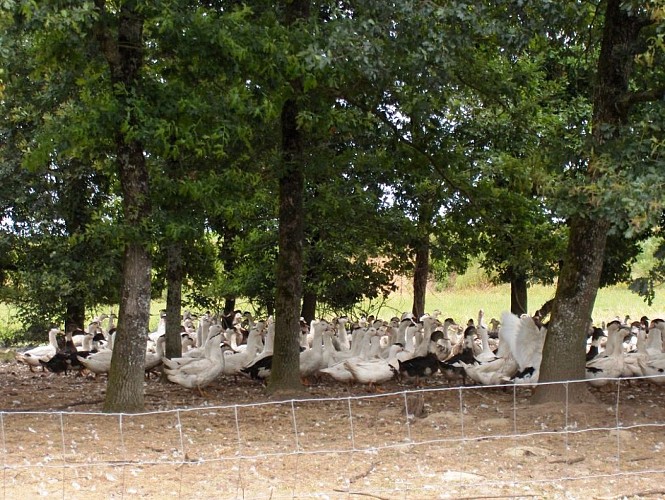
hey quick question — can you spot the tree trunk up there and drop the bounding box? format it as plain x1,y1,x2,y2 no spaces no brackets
267,92,306,395
105,242,151,412
412,236,429,319
64,301,86,335
533,0,647,403
267,0,310,396
223,297,236,317
301,289,317,324
164,240,183,360
532,216,609,403
95,0,152,413
510,272,528,316
301,233,321,324
412,194,434,319
62,162,90,333
218,223,237,316
105,154,151,413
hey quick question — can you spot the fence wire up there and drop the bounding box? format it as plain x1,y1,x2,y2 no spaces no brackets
1,377,665,499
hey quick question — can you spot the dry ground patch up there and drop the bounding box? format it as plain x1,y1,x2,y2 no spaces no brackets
1,357,664,499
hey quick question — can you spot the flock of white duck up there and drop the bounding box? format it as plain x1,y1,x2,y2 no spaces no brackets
14,309,665,394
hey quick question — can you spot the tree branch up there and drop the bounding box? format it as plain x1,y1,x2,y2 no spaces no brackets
618,86,665,111
92,0,121,74
335,91,476,202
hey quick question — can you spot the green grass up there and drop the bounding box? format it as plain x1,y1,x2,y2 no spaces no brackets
0,305,23,346
374,256,664,325
374,281,663,326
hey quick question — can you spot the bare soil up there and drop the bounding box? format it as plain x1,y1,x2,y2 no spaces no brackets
1,354,665,499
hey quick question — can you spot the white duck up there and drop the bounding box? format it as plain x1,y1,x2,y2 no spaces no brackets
638,355,665,385
319,358,357,384
379,317,400,347
651,320,665,354
103,312,117,339
586,321,625,387
194,315,212,348
221,321,265,377
646,320,664,357
16,328,61,372
241,319,275,381
412,316,438,357
431,318,456,361
223,325,248,353
148,313,167,343
395,322,421,363
623,325,648,378
458,323,518,386
474,322,497,363
164,328,224,396
253,317,275,359
319,327,386,383
343,356,398,391
392,317,412,347
162,325,224,369
300,319,330,383
318,332,358,383
500,311,547,384
144,336,166,376
457,356,518,386
77,331,115,377
72,329,88,347
636,320,665,384
331,327,375,364
181,332,196,352
320,328,376,383
334,316,351,351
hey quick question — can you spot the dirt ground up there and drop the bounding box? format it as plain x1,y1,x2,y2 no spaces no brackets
1,354,665,500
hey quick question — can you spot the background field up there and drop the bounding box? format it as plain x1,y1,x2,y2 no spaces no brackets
381,277,664,326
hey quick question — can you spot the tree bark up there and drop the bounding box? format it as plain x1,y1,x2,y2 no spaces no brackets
62,162,90,333
267,0,311,395
412,194,434,319
533,0,648,403
218,222,237,316
533,216,609,403
412,236,429,319
301,289,317,324
105,241,151,412
164,240,183,360
267,93,306,395
510,271,528,316
65,301,86,335
94,0,152,413
223,297,236,317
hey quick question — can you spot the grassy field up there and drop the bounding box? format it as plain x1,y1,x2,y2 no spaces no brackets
371,261,664,325
375,280,663,326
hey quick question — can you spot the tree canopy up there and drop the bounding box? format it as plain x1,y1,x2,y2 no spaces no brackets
1,0,664,409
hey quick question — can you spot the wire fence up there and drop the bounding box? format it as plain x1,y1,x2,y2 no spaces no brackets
2,376,665,499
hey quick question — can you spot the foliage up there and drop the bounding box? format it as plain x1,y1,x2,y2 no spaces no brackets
630,213,665,305
0,0,663,337
0,1,125,329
